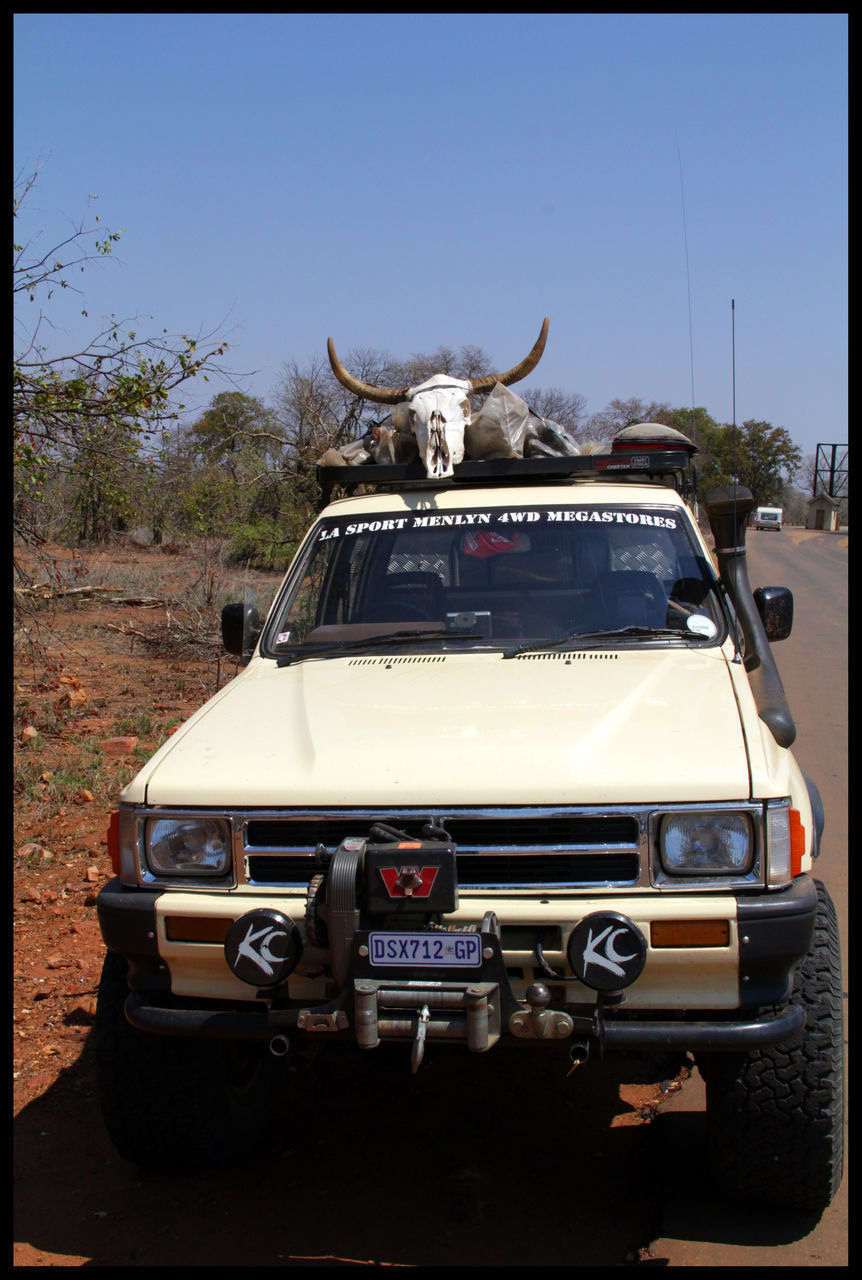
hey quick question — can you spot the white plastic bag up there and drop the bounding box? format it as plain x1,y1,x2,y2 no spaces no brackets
465,382,530,459
466,382,580,460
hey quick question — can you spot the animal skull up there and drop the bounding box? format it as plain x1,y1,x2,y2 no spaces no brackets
326,318,549,479
406,375,472,479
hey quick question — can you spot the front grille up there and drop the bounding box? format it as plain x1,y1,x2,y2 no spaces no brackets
455,852,639,887
246,814,637,850
247,854,317,884
243,810,641,889
247,851,639,888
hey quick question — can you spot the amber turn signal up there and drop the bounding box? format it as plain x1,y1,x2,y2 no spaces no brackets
789,808,805,877
164,916,232,943
650,920,730,948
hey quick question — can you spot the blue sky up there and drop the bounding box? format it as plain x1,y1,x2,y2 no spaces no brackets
14,12,847,461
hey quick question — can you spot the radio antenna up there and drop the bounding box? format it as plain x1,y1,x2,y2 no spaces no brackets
731,298,739,490
729,297,743,662
731,299,736,434
676,137,696,433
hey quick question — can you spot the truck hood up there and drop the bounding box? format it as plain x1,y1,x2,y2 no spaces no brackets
134,647,751,807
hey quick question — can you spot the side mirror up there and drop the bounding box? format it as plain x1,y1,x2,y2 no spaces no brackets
753,586,793,642
221,602,262,660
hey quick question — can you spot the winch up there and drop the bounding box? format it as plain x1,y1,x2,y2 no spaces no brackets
310,824,511,1070
297,826,639,1072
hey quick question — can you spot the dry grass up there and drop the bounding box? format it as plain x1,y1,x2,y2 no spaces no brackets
13,540,288,870
14,538,284,665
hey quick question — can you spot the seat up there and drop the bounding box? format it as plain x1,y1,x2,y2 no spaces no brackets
595,571,666,629
668,576,709,608
665,575,712,628
361,571,446,622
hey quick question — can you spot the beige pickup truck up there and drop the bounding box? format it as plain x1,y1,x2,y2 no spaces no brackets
95,431,843,1213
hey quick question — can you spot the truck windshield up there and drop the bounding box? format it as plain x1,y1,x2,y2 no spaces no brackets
263,503,724,659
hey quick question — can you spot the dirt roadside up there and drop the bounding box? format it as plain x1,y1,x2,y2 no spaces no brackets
12,546,253,1265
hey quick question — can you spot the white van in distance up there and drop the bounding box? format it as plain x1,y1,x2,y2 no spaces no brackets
753,506,782,531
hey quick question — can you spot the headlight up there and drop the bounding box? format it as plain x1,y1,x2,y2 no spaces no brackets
660,812,754,876
145,817,232,877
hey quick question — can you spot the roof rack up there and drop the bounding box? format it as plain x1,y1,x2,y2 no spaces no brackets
316,447,698,509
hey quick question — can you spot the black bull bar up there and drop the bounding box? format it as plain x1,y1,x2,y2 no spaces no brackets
123,985,804,1052
123,907,805,1059
99,865,814,1063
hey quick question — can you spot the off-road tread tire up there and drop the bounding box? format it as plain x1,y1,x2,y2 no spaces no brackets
95,949,279,1170
701,879,844,1212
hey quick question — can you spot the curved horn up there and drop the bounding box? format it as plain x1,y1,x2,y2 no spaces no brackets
327,338,408,405
469,318,550,395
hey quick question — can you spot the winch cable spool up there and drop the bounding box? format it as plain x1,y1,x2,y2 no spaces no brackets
325,838,365,988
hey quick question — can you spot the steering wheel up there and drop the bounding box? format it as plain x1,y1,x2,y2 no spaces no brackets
665,596,695,627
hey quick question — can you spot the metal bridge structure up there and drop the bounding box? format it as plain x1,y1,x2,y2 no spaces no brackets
813,444,848,499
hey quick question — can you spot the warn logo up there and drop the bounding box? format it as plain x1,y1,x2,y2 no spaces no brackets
378,865,440,899
365,844,457,914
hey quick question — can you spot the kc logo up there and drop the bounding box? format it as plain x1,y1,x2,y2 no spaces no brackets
567,911,647,992
235,920,290,977
581,924,638,980
224,909,302,986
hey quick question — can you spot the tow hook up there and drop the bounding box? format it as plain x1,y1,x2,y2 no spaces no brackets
509,982,574,1040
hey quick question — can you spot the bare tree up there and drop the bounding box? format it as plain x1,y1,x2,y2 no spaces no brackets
520,386,589,439
586,397,674,442
13,166,233,643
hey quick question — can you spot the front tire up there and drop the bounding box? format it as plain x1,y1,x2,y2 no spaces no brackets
700,880,844,1212
95,950,280,1170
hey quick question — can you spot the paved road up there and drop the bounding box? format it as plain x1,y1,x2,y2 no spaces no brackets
646,526,848,1266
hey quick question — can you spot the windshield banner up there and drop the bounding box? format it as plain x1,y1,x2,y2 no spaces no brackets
317,508,679,543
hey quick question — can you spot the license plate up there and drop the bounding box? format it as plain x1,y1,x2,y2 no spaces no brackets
368,931,482,968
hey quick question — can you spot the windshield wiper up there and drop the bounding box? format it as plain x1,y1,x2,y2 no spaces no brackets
276,628,480,667
504,625,687,659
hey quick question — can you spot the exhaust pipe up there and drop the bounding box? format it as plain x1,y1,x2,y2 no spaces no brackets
568,1040,591,1071
269,1034,290,1057
706,486,795,747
